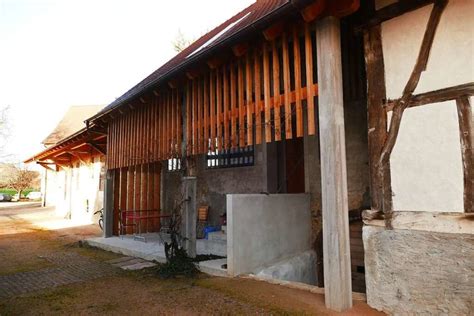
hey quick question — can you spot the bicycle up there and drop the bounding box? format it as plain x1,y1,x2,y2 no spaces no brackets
94,208,104,231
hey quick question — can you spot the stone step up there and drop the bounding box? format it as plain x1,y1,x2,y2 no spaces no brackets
207,231,227,242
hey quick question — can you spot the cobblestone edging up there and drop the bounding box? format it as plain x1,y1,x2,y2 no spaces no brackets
0,253,118,299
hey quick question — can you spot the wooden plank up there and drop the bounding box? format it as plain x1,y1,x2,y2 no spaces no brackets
223,65,230,149
126,165,134,234
177,88,182,158
238,59,245,147
254,49,262,144
216,67,223,151
316,16,352,311
154,163,161,230
171,90,176,158
363,25,390,212
305,23,316,135
384,82,474,111
263,42,272,143
193,79,198,155
272,40,281,141
282,32,293,140
141,164,148,232
186,82,192,155
230,63,238,148
210,71,216,151
456,97,473,213
293,26,303,137
197,78,203,154
246,53,254,146
204,74,209,151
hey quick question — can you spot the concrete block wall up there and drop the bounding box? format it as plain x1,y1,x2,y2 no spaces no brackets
226,194,311,277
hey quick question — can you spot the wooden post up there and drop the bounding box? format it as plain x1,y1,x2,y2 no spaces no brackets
316,16,352,311
103,169,115,238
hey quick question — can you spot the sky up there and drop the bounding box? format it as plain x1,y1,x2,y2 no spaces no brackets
0,0,254,164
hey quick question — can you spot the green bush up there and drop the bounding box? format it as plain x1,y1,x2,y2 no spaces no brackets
0,188,38,197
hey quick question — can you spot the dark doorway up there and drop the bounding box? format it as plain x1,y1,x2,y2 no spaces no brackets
285,137,305,193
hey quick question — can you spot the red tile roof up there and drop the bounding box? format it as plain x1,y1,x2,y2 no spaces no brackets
89,0,298,123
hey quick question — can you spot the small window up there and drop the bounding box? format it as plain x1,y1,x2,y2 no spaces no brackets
168,158,181,172
207,145,254,169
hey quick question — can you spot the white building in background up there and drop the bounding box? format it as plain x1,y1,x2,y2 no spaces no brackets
26,105,106,224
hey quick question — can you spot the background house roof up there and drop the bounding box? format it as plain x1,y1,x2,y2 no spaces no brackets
42,105,104,146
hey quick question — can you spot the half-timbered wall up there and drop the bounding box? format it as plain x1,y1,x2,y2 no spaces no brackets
382,0,473,212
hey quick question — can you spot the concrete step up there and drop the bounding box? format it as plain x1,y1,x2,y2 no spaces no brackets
198,258,228,277
197,239,227,257
207,231,227,242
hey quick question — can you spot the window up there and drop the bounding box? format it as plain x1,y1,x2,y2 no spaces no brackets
168,158,181,172
207,145,254,169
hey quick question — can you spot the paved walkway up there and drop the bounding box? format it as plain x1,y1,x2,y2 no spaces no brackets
0,252,117,299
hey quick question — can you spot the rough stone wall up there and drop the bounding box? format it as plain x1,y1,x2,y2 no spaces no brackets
363,225,474,315
161,144,267,225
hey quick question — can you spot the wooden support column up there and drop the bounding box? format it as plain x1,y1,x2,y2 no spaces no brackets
316,16,352,311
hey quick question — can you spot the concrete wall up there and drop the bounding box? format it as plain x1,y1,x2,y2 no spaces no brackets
226,194,311,277
381,0,473,212
363,225,474,315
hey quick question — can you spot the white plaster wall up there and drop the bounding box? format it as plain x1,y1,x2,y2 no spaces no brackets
381,0,473,212
382,0,474,99
390,101,464,211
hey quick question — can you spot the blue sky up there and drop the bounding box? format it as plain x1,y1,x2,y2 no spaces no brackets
0,0,253,163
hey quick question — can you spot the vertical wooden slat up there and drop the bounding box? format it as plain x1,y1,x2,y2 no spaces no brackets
238,59,245,147
168,92,172,158
223,65,230,150
282,32,293,139
154,163,161,230
204,76,209,153
210,71,216,151
272,40,281,141
246,53,253,146
177,89,182,158
193,79,198,155
186,83,192,155
153,97,158,162
197,78,203,154
263,42,272,143
141,164,148,232
139,108,144,164
134,164,141,232
305,23,316,135
216,68,223,151
170,92,175,158
126,165,134,234
254,49,262,144
230,63,237,148
293,26,303,137
160,97,164,160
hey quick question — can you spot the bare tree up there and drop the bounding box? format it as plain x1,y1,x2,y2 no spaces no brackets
172,29,194,53
5,165,39,199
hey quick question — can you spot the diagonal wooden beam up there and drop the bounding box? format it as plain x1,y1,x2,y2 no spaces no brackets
378,0,448,222
87,142,106,155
